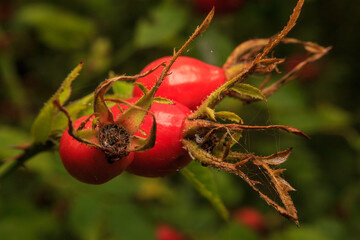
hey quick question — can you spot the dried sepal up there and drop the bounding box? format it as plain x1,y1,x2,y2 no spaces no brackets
77,113,95,130
224,37,330,103
182,117,305,225
261,40,331,98
220,1,331,104
228,124,310,139
189,0,304,119
93,63,165,126
53,99,101,148
256,148,293,165
184,119,309,139
182,139,299,225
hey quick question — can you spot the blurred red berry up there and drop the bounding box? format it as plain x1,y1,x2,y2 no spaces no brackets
156,224,186,240
284,53,321,82
0,2,14,21
234,207,266,232
194,0,245,14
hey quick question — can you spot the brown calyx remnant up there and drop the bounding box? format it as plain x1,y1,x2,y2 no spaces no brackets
98,124,131,163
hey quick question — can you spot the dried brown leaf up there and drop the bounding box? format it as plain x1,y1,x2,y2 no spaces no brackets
183,139,299,225
256,148,293,165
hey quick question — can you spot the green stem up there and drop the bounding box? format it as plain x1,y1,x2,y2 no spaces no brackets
0,141,53,181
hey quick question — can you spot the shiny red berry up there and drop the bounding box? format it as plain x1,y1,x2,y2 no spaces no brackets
133,56,226,110
59,115,134,184
111,98,192,177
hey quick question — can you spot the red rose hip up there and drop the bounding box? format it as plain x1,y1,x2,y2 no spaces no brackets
133,56,226,110
111,98,192,177
59,115,134,184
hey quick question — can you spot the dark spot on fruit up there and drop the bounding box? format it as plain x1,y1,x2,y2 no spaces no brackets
99,124,131,163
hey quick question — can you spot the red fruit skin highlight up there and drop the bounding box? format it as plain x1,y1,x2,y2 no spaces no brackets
112,98,192,177
133,56,226,110
59,115,134,184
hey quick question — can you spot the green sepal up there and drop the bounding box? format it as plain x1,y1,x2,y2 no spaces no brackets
133,82,149,95
75,129,99,144
205,107,216,121
230,132,242,148
31,63,83,143
230,83,266,101
91,117,99,129
93,80,115,125
215,111,243,124
129,112,157,152
138,128,148,137
153,97,173,105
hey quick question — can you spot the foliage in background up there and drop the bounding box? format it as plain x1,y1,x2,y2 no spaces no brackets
1,0,360,239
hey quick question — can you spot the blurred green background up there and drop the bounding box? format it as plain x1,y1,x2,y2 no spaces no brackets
1,0,360,239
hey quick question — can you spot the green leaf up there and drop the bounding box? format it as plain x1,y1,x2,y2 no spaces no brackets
112,81,134,99
31,63,82,143
219,222,259,240
153,97,173,105
231,83,266,101
270,225,329,240
181,161,229,220
0,125,30,160
195,27,235,67
134,4,187,48
15,4,95,49
215,111,243,123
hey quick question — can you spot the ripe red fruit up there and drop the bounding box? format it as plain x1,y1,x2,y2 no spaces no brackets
133,56,226,110
111,98,192,177
194,0,245,14
156,224,185,240
234,207,266,232
57,10,216,183
59,115,134,184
